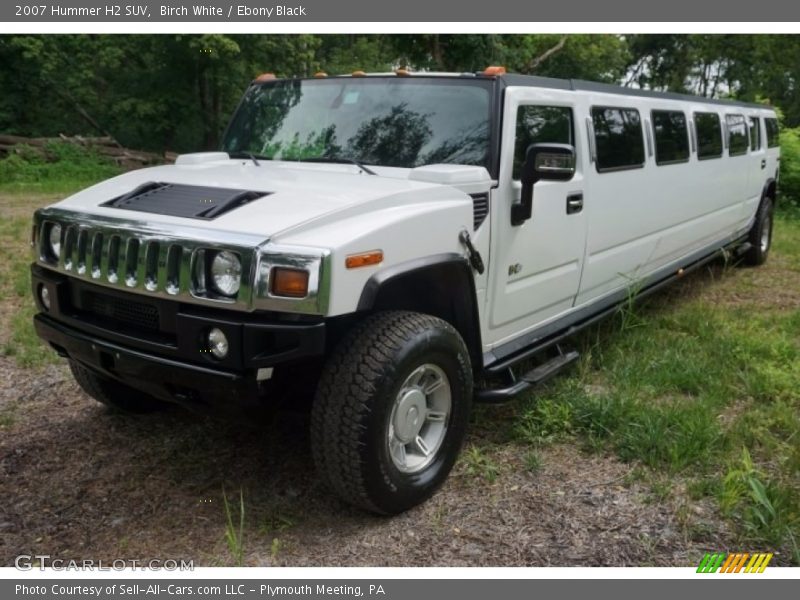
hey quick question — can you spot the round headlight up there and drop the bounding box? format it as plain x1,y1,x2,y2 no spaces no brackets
49,224,62,259
210,251,241,297
207,328,229,359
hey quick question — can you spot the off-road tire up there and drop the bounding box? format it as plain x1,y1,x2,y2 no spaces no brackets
310,311,472,514
69,360,168,413
742,197,774,266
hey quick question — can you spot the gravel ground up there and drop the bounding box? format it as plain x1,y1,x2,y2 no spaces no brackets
0,355,731,567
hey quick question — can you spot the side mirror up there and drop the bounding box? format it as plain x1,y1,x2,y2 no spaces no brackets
511,143,576,226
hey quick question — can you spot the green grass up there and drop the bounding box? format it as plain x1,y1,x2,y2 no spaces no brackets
0,146,120,368
460,445,502,483
0,215,58,368
515,216,800,563
0,142,121,194
222,488,246,567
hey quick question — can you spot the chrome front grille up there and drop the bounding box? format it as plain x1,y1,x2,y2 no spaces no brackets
34,208,267,311
61,225,183,295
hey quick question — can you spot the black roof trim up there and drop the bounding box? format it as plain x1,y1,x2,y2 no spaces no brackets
500,74,772,110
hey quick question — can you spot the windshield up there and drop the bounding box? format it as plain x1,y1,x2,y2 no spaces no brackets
221,77,492,169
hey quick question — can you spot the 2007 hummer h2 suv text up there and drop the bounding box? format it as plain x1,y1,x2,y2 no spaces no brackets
30,68,779,514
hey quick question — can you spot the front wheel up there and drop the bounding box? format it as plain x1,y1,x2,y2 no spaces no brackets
742,197,774,266
310,311,472,514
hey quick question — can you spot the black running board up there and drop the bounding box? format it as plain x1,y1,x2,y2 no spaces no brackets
475,350,580,404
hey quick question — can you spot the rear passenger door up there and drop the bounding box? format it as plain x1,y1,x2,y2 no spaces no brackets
486,87,588,346
746,113,768,215
725,113,752,210
764,116,781,186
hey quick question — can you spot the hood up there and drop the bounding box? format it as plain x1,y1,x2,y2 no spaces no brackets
52,157,480,242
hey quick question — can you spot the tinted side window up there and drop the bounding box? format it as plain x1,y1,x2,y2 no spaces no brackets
695,112,723,159
726,114,748,156
749,117,761,151
652,110,690,165
513,105,573,179
765,118,780,148
591,107,644,172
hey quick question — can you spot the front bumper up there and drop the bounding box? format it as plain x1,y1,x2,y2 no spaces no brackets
31,264,326,413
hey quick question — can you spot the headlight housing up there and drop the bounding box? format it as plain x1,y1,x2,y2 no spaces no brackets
48,223,62,260
210,250,242,297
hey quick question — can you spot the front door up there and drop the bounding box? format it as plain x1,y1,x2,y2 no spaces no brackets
486,87,589,349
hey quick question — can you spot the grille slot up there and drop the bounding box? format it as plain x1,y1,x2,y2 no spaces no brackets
76,230,89,275
471,192,489,230
63,225,77,270
144,242,160,292
124,238,140,287
107,235,121,283
90,232,104,279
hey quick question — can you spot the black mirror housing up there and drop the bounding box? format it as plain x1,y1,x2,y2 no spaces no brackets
512,143,576,226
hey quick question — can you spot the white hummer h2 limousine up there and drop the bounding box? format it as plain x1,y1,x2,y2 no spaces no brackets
31,68,780,514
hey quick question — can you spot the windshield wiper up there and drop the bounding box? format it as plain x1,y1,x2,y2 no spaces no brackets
295,156,377,176
228,151,268,166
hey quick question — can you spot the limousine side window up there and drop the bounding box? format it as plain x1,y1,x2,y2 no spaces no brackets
513,105,573,179
652,110,690,165
591,106,645,172
765,117,780,148
726,114,749,156
694,112,723,159
749,117,761,151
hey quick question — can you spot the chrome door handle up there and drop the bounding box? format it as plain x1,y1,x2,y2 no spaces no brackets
566,193,583,215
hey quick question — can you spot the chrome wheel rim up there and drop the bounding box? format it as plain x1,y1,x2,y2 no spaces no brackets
387,363,451,473
761,214,772,253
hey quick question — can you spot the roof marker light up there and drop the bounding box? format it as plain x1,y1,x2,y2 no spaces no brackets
483,66,507,76
395,68,411,76
314,71,328,78
254,73,276,82
351,70,367,77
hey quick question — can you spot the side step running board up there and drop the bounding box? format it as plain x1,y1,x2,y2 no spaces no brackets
475,350,580,404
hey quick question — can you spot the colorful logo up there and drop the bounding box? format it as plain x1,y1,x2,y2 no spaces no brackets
697,552,773,573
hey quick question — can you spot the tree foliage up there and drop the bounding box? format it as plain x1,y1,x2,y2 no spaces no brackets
1,34,798,153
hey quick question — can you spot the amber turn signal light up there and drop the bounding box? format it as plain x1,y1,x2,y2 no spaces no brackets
345,250,383,269
271,267,309,298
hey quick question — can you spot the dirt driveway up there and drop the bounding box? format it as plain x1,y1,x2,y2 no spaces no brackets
0,353,730,567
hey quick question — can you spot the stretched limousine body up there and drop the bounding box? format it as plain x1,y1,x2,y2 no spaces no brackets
30,69,779,513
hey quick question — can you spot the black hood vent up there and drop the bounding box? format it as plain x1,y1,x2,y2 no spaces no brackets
102,182,272,220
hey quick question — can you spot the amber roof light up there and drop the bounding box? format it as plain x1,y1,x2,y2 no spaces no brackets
483,66,507,76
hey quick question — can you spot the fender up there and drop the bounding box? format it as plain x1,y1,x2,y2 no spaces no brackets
357,253,483,368
762,176,777,205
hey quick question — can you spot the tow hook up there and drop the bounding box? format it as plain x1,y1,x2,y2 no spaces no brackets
459,230,485,274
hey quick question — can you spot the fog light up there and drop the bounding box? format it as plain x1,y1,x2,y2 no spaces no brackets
39,285,51,311
206,327,229,359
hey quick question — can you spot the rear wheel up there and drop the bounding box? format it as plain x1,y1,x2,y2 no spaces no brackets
69,360,169,413
310,311,472,514
742,197,774,266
